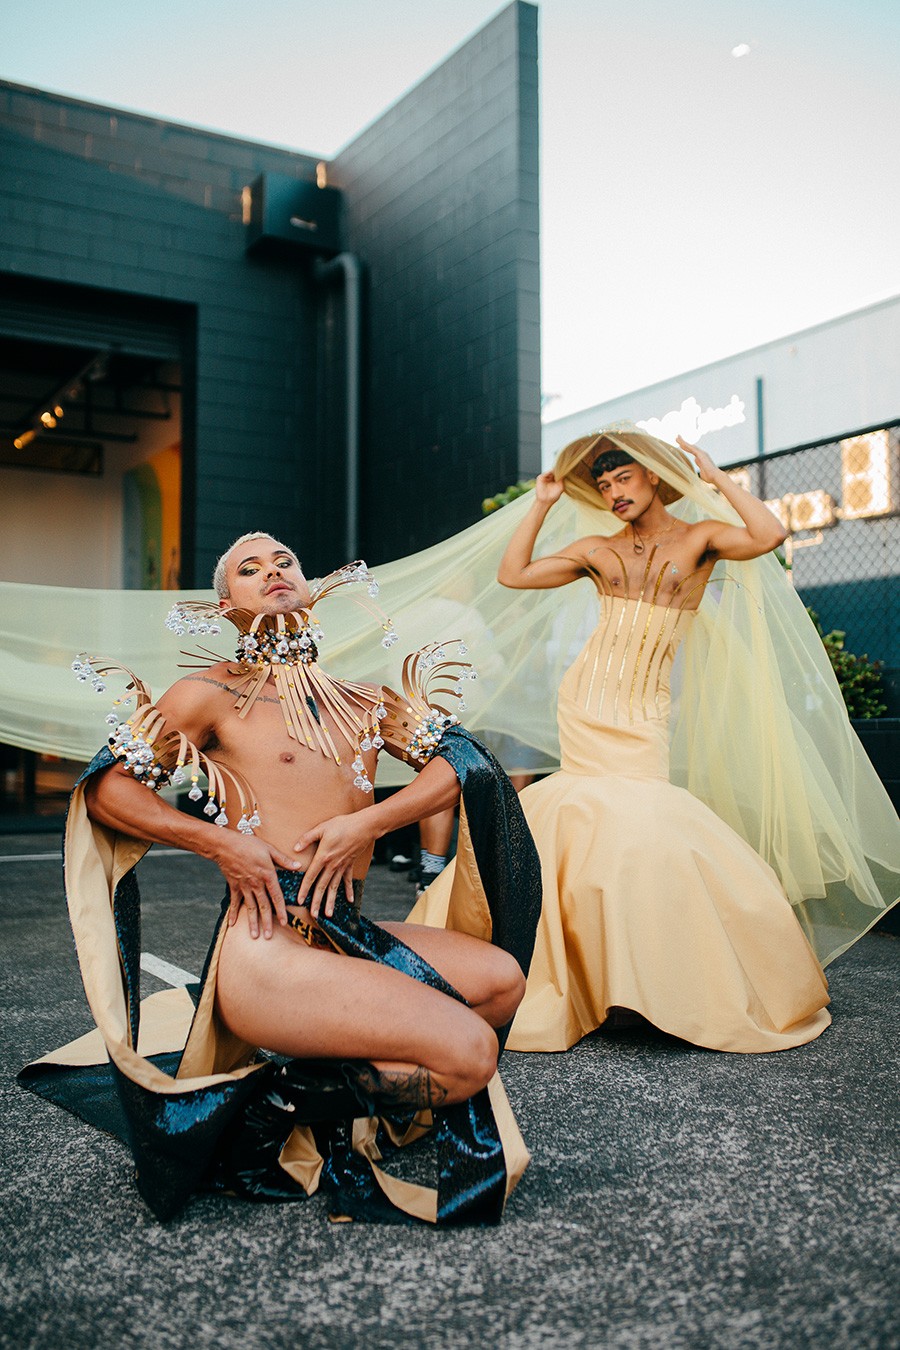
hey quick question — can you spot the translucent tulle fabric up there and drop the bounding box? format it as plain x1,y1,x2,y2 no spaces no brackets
411,590,832,1053
1,427,896,963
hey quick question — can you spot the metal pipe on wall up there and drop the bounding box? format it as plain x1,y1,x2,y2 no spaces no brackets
314,253,362,560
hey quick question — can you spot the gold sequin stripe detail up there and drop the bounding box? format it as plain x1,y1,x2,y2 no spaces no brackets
580,562,618,708
638,567,707,718
639,604,679,720
650,576,709,716
628,552,669,722
610,547,655,726
591,550,631,719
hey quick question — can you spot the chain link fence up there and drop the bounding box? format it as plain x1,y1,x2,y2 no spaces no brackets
727,422,900,690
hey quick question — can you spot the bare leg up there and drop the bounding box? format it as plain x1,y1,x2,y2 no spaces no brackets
215,917,500,1107
419,807,455,857
378,920,525,1029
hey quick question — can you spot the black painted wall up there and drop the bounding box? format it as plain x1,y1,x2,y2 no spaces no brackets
0,1,540,579
0,85,324,583
331,0,541,561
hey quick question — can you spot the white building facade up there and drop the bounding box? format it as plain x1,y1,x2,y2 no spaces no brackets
542,296,900,690
543,295,900,468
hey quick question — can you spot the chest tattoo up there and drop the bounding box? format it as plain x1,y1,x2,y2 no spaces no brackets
184,673,280,705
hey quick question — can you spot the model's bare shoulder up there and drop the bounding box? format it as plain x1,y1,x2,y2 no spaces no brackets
583,533,624,558
682,517,724,560
155,665,236,743
569,533,602,555
177,663,243,700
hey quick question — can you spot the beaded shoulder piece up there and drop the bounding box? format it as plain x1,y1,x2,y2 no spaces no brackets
70,655,260,833
379,640,477,765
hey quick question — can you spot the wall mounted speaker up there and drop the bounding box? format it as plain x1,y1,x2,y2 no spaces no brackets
245,173,342,259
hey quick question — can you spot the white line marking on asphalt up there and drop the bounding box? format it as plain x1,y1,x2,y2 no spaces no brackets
140,952,199,986
0,853,62,863
0,848,192,863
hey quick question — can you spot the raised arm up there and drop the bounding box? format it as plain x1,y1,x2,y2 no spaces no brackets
85,677,300,938
496,472,586,590
677,437,788,561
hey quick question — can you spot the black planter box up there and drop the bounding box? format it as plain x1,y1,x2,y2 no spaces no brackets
851,717,900,935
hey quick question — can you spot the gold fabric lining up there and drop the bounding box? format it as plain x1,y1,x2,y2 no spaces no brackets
32,780,528,1221
576,553,709,727
441,800,494,942
28,987,195,1069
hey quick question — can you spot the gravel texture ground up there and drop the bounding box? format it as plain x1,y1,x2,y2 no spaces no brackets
1,833,897,1350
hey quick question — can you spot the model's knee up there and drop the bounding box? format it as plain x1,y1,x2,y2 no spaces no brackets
453,1017,498,1096
500,950,527,1012
483,948,527,1025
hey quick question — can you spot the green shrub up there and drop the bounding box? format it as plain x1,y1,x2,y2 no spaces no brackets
481,479,536,515
808,609,887,719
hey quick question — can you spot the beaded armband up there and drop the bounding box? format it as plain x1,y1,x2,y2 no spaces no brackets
379,640,477,766
71,655,261,833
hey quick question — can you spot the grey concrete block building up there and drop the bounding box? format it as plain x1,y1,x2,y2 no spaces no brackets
0,1,540,590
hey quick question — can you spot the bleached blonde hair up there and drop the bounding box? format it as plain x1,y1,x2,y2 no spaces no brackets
212,532,299,599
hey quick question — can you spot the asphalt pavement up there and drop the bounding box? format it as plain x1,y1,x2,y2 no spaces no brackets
1,832,897,1350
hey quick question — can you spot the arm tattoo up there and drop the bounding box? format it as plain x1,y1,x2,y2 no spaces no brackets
183,673,281,705
350,1063,448,1111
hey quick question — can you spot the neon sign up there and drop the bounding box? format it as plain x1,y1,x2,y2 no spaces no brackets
638,395,746,444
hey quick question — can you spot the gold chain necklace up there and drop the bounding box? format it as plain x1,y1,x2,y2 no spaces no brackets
629,520,680,555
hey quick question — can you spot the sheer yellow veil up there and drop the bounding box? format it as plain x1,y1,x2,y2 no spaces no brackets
0,422,896,963
546,424,899,963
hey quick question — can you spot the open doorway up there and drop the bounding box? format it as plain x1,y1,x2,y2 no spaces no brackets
0,281,190,824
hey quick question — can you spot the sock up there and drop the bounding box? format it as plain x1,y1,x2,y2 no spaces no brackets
420,849,448,879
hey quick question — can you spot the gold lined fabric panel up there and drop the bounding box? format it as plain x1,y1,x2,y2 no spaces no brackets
566,548,707,729
565,595,694,728
566,551,705,727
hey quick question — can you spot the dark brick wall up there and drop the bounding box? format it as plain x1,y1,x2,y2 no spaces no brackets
331,0,540,561
0,83,326,582
0,0,541,577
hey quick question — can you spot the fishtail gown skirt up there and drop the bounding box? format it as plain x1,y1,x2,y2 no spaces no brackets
410,595,830,1053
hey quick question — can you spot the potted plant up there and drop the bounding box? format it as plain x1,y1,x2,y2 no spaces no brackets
808,611,898,935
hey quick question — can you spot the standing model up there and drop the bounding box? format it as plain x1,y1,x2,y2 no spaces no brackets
413,428,840,1053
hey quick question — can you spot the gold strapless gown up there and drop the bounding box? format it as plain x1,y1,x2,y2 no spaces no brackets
410,592,831,1054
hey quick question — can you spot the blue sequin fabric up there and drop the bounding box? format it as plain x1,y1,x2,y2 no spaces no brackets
25,727,542,1224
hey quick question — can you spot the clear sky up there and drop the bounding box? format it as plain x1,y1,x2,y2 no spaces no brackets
2,0,898,419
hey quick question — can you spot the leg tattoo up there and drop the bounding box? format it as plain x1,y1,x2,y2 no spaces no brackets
351,1063,449,1111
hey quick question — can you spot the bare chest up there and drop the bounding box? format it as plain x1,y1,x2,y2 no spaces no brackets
585,540,713,608
208,684,378,821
